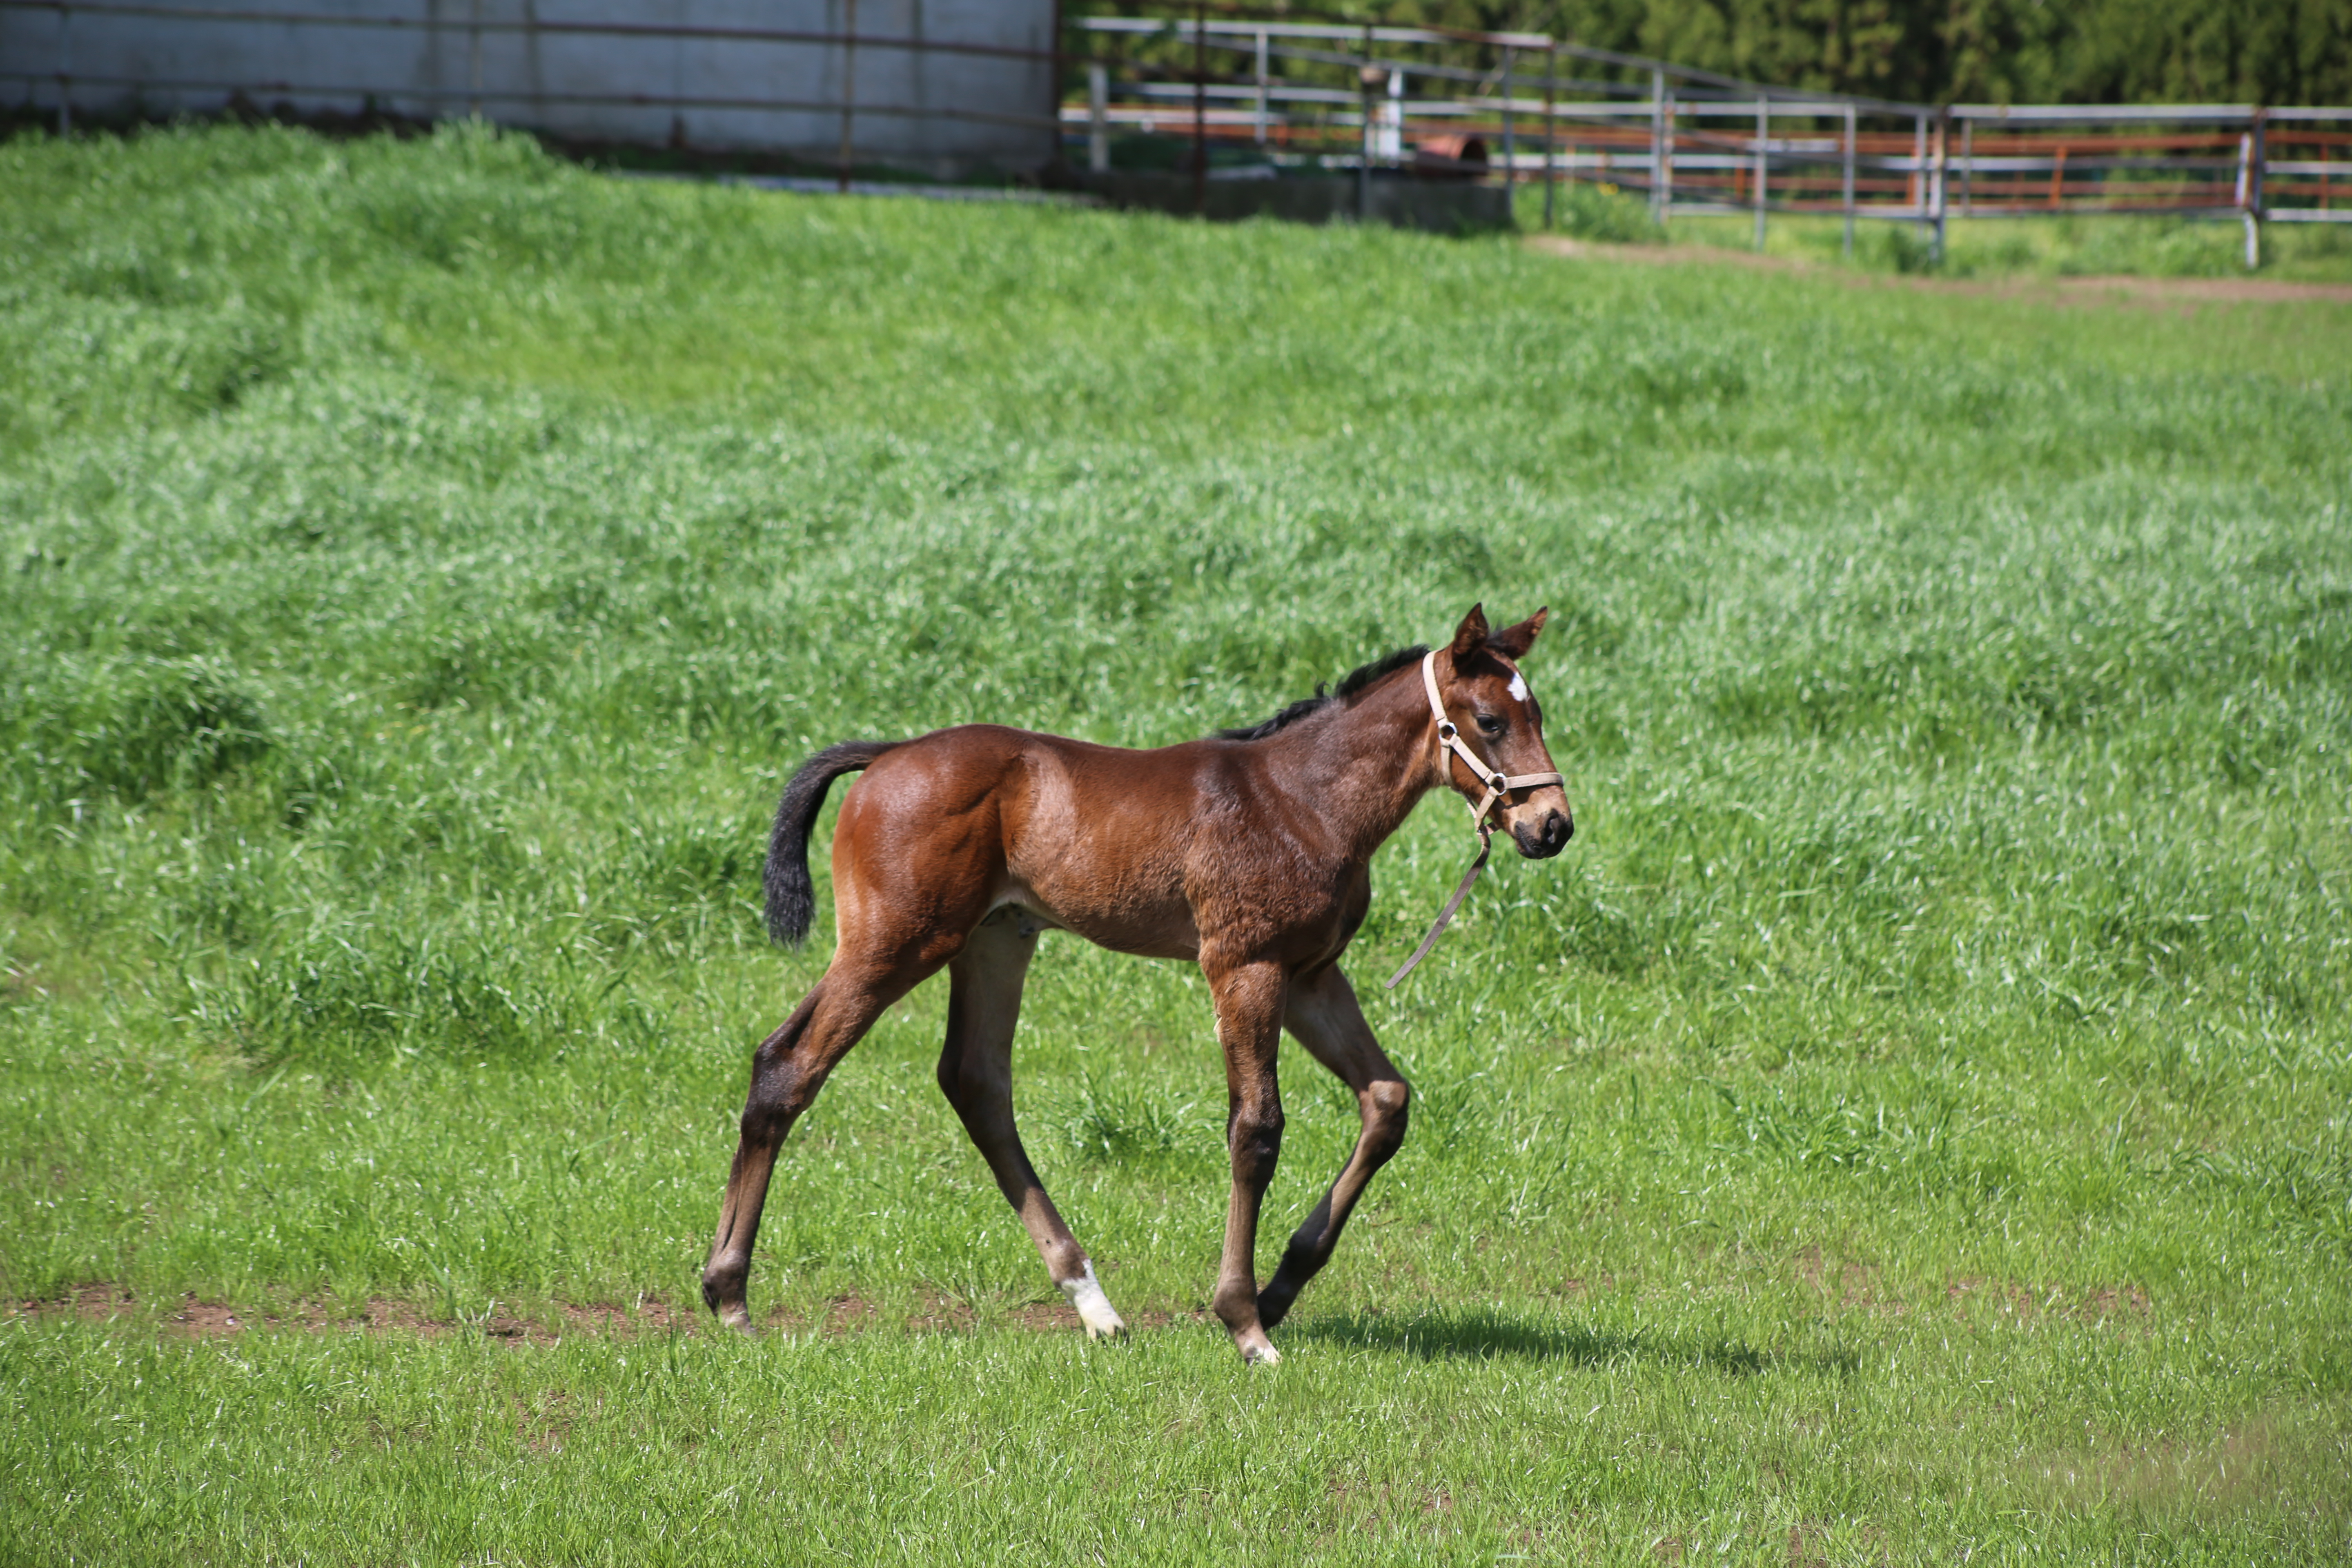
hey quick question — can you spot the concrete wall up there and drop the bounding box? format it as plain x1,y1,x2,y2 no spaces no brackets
2,0,1060,174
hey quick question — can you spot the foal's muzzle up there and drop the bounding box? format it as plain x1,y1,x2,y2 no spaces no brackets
1513,808,1574,859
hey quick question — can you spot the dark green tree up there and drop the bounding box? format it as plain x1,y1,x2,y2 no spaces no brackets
1139,0,2352,103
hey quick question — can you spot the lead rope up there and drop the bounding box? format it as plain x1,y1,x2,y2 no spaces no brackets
1385,652,1563,990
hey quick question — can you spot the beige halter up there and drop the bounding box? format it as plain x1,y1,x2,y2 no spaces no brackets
1385,650,1564,989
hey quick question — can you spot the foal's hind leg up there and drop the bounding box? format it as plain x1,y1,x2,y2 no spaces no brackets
936,911,1126,1339
701,958,929,1331
1254,963,1410,1332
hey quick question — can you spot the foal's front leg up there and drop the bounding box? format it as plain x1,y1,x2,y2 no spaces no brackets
1205,960,1289,1365
1257,963,1410,1330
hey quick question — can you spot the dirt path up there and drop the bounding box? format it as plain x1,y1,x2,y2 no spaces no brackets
1523,235,2352,306
6,1283,1196,1343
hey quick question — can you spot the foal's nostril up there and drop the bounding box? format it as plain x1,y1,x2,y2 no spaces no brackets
1550,811,1573,847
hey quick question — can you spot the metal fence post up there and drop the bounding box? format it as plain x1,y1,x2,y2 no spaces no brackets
1253,28,1267,149
1649,67,1664,221
2236,126,2256,266
1358,24,1373,221
1088,61,1109,172
1842,102,1855,258
1383,63,1404,162
1501,45,1516,200
1542,42,1557,231
1960,115,1972,215
1753,94,1768,250
1931,106,1948,264
1911,112,1924,231
1662,88,1675,221
2249,109,2267,269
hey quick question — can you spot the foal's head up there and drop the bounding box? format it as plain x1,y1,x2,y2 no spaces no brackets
1433,604,1574,858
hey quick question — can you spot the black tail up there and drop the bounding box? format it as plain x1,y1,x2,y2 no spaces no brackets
763,739,902,946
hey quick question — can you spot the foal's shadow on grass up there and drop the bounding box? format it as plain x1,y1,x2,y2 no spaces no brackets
1286,1306,1858,1377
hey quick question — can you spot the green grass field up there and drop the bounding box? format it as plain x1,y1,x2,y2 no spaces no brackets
3,123,2349,1564
1518,180,2352,283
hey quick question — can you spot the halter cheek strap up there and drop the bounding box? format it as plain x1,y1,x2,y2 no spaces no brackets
1386,650,1565,990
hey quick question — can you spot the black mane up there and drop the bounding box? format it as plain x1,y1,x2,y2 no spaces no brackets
1216,644,1430,741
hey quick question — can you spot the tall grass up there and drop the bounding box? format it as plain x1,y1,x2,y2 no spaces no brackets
2,122,2348,1562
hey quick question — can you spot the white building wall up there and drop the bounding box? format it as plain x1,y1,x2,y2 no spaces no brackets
2,0,1060,174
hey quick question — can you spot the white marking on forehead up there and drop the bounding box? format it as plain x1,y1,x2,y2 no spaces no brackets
1507,671,1529,703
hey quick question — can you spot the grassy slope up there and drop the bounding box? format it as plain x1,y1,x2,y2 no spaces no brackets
1,125,2348,1564
1516,181,2352,284
1657,211,2352,284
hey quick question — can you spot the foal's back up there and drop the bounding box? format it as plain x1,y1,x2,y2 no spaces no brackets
835,723,1283,964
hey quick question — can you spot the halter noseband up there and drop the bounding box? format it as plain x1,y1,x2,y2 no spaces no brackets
1386,650,1564,989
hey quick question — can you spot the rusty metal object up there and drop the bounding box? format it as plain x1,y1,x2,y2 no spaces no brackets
1413,134,1488,181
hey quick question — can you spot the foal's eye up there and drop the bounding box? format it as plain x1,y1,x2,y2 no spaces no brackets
1475,714,1505,736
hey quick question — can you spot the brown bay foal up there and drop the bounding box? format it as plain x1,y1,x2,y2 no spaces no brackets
701,605,1574,1363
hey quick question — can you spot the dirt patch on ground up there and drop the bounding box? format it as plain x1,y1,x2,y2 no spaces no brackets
1009,1299,1084,1333
908,1287,978,1333
1121,1309,1198,1332
764,1292,884,1336
1770,1254,2152,1323
1785,1519,1834,1568
1524,234,2352,306
169,1298,250,1337
13,1283,1197,1343
2081,1283,2154,1321
559,1298,698,1337
1792,1246,1897,1312
33,1283,139,1323
1945,1276,2152,1325
13,1287,706,1343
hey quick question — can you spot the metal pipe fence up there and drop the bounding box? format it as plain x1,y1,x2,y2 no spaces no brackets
1069,13,2352,263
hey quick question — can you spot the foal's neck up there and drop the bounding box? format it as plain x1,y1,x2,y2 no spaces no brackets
1278,668,1440,864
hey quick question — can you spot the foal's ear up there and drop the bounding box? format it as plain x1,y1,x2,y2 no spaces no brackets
1487,606,1548,660
1449,604,1491,658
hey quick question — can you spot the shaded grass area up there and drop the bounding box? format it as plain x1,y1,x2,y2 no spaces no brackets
2,122,2350,1561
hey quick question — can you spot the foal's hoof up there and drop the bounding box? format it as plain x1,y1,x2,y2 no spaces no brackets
713,1302,757,1336
1235,1330,1282,1366
1060,1266,1127,1341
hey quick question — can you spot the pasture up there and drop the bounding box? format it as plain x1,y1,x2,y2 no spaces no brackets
1517,184,2352,283
2,124,2349,1564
